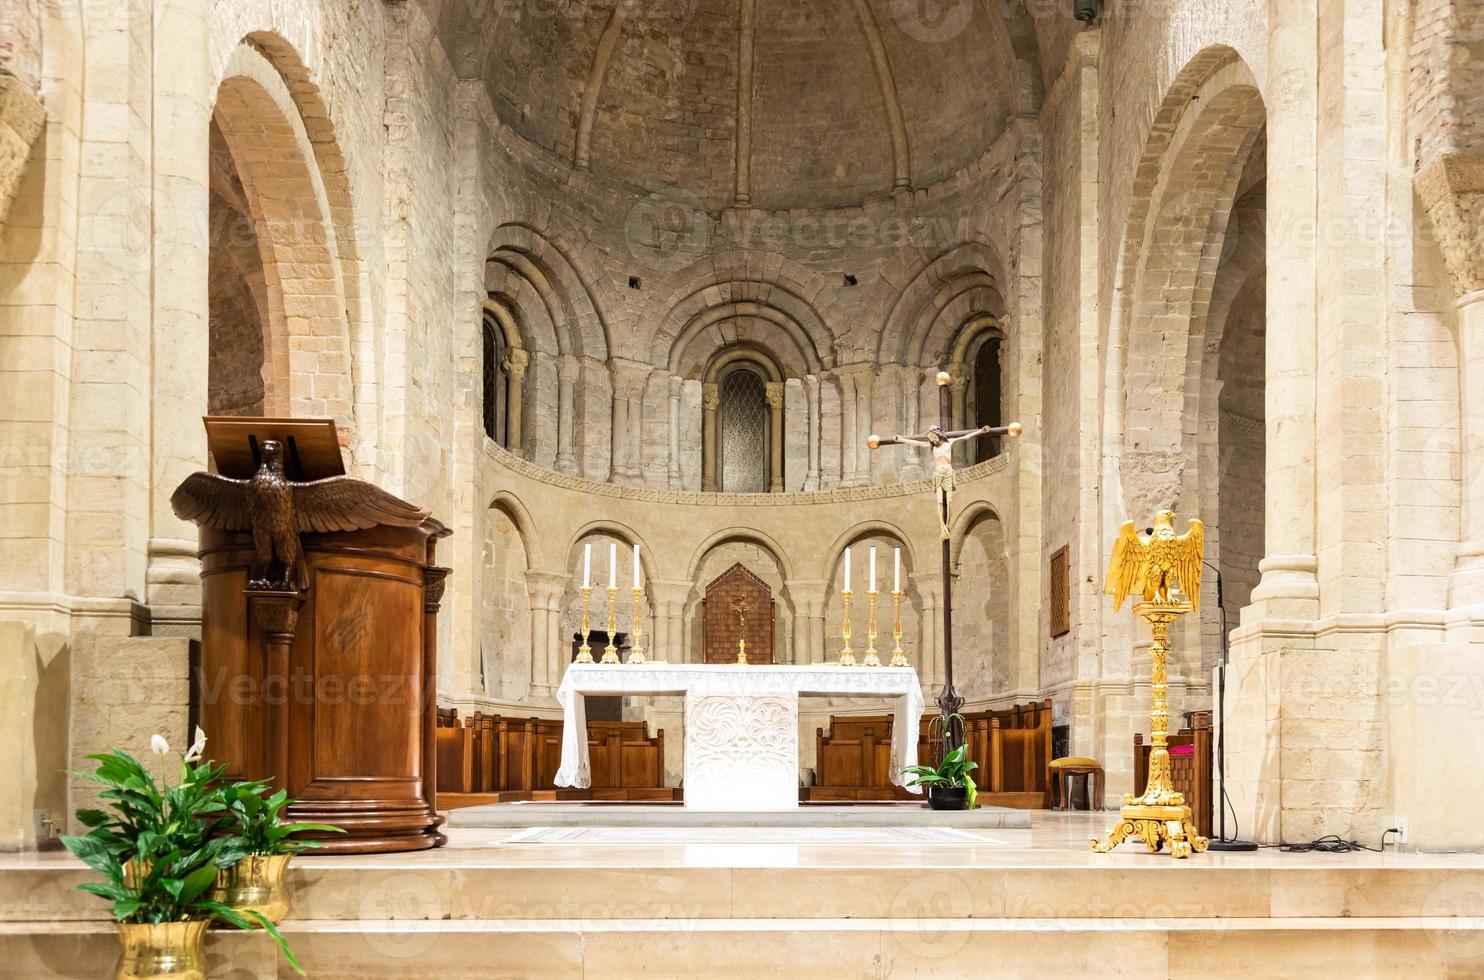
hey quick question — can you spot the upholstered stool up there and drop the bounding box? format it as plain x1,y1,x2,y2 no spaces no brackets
1048,757,1104,811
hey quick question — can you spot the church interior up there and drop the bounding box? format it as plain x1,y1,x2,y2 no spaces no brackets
3,0,1484,975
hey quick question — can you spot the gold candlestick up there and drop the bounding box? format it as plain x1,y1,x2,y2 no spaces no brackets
862,590,881,666
602,586,620,663
837,590,856,666
576,586,595,663
889,589,909,667
627,588,647,664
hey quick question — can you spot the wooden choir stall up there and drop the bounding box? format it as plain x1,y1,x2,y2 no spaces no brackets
175,418,450,854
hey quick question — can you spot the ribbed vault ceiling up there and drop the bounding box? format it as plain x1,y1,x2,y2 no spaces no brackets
437,0,1058,211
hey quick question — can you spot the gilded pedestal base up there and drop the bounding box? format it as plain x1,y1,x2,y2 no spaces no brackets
1091,803,1209,859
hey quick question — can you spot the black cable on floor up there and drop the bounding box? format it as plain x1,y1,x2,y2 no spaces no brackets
1256,833,1391,854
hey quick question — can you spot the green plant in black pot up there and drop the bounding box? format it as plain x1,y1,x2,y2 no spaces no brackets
903,743,979,811
212,781,342,923
61,730,308,978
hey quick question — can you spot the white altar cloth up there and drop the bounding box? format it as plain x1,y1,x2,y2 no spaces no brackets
553,663,925,810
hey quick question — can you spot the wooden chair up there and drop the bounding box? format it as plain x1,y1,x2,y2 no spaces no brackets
1048,757,1104,811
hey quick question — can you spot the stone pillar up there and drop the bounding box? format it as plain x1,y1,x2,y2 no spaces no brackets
524,571,568,699
804,374,821,491
948,363,969,467
1245,0,1319,619
838,372,858,486
667,375,683,488
765,380,785,492
701,383,720,491
504,348,528,454
555,355,579,474
1451,295,1484,617
854,367,875,485
609,359,650,485
652,581,691,662
913,575,940,694
901,368,925,480
610,365,631,483
784,581,826,663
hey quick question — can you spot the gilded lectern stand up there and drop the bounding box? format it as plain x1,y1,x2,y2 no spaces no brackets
174,417,449,854
1092,510,1210,859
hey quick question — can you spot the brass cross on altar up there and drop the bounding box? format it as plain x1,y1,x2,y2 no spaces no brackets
731,596,750,664
867,370,1023,741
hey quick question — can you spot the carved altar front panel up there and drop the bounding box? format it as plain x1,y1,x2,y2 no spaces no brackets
684,694,798,810
702,563,774,663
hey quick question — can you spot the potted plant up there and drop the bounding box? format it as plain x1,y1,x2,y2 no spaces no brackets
61,730,307,978
212,780,342,923
903,742,979,811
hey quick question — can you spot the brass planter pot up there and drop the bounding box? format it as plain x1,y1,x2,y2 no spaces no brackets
116,920,208,980
211,854,293,923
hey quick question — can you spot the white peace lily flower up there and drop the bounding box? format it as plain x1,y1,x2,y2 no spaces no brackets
184,726,207,762
149,734,170,757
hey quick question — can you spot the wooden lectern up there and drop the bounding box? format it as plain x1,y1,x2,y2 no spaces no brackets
183,418,449,853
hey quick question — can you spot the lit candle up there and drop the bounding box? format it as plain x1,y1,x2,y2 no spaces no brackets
583,543,591,588
894,548,901,593
843,548,852,592
609,543,617,588
869,547,877,593
633,544,641,589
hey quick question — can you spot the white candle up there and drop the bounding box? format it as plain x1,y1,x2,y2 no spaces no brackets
843,548,851,592
583,543,591,588
869,547,877,592
609,543,617,587
633,544,641,589
894,548,901,593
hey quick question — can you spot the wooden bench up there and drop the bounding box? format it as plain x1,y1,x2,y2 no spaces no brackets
434,710,665,796
811,699,1054,807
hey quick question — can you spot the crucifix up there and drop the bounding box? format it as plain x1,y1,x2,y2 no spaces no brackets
731,595,751,665
868,370,1023,742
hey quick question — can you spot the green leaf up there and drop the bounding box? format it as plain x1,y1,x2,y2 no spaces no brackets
61,834,122,879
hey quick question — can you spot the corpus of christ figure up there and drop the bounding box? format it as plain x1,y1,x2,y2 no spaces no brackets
868,370,1023,728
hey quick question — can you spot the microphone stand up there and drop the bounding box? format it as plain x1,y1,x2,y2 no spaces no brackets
1204,559,1257,852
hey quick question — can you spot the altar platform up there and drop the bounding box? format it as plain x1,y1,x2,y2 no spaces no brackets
5,811,1484,977
448,800,1032,830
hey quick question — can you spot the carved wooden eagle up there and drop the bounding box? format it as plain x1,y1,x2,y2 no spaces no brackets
171,439,428,591
1105,510,1205,611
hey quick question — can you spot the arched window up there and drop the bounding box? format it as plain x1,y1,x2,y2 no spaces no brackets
701,345,784,493
719,368,769,492
970,336,1002,463
483,312,508,445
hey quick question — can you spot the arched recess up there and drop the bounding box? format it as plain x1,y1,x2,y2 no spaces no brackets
207,30,377,463
211,42,355,429
947,501,1012,701
701,345,785,493
481,501,533,700
1105,47,1266,668
486,223,609,477
685,533,793,664
823,525,921,670
480,300,527,452
947,315,1006,465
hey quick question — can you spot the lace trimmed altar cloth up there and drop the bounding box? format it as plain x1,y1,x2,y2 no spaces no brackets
553,663,926,810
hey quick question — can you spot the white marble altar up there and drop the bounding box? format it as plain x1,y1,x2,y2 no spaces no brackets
553,664,925,810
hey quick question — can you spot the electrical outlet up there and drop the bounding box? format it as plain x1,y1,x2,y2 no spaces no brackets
1394,817,1409,845
33,808,56,842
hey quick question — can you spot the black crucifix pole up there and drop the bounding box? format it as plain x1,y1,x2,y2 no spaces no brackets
868,370,1022,749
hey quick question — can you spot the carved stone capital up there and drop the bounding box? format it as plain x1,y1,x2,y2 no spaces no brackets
504,347,530,380
702,382,720,412
1416,151,1484,295
764,381,785,409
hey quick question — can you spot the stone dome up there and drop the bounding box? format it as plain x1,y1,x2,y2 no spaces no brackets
454,0,1025,211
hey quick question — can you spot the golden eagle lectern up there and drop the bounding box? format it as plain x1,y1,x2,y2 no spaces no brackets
1105,509,1205,610
1092,508,1210,860
171,438,428,591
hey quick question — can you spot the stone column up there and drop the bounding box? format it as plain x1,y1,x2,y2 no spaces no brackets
555,355,579,474
1452,292,1484,616
948,363,969,466
838,372,858,486
855,367,876,485
504,348,528,454
765,380,785,492
701,383,720,491
804,374,821,491
667,375,683,488
901,367,925,480
524,571,569,699
652,581,691,662
610,363,632,484
913,575,940,694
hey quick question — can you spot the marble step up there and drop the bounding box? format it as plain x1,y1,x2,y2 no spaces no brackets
6,861,1483,923
3,916,1483,979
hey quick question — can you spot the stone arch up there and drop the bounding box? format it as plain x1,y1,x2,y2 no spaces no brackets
877,241,1007,367
685,528,796,584
212,42,356,430
208,27,377,461
685,531,794,662
653,281,834,375
823,520,921,581
487,490,543,570
949,504,1012,699
1107,48,1266,525
486,223,608,360
566,520,659,584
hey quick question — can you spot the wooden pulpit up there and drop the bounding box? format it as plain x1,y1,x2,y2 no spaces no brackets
183,418,449,853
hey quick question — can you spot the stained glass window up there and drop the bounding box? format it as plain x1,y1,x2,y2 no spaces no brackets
483,313,507,445
719,368,768,492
